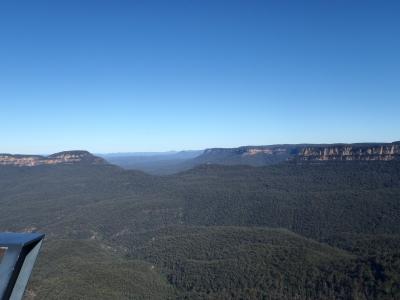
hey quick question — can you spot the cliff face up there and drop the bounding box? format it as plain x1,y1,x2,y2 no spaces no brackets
203,145,292,157
0,151,105,167
2,143,399,168
198,142,400,166
298,143,400,161
194,146,295,167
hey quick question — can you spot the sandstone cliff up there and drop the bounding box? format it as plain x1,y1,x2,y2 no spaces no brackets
0,151,105,167
196,142,400,166
298,142,400,161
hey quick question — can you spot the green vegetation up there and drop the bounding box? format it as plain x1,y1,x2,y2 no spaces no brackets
177,162,400,239
28,239,175,300
0,160,399,299
132,226,399,299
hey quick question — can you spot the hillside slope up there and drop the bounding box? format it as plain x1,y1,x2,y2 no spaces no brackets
0,155,399,299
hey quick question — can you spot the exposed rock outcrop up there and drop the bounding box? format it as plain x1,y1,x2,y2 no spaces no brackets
197,142,400,166
202,145,294,157
298,143,400,161
0,151,105,167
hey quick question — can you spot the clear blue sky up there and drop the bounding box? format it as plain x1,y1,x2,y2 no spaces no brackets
1,0,399,153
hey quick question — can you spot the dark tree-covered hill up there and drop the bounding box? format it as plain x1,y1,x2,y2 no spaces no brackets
0,158,399,299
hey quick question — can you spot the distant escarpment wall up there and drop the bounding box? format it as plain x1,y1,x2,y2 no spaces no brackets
0,151,104,167
297,143,400,161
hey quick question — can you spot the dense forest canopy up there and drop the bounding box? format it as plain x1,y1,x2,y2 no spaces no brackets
0,159,399,299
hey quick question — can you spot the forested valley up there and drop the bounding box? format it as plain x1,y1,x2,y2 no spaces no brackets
0,159,399,299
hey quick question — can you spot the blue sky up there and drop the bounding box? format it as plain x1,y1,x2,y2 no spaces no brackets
1,0,399,153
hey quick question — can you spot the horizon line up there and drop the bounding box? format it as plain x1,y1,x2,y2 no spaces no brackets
2,140,399,156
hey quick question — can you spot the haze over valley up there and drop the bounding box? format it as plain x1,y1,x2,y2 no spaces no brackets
0,142,399,298
100,142,400,174
1,0,400,299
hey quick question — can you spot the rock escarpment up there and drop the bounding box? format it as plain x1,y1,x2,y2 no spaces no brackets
197,142,400,166
298,142,400,161
0,151,105,167
203,146,291,156
195,145,295,166
2,143,399,168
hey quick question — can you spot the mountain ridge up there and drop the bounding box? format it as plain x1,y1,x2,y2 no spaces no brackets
0,150,105,167
194,141,400,166
3,142,400,170
0,153,400,298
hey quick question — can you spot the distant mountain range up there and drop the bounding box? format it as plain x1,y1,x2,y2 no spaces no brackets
0,147,399,299
99,150,203,174
2,142,399,171
100,142,400,174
